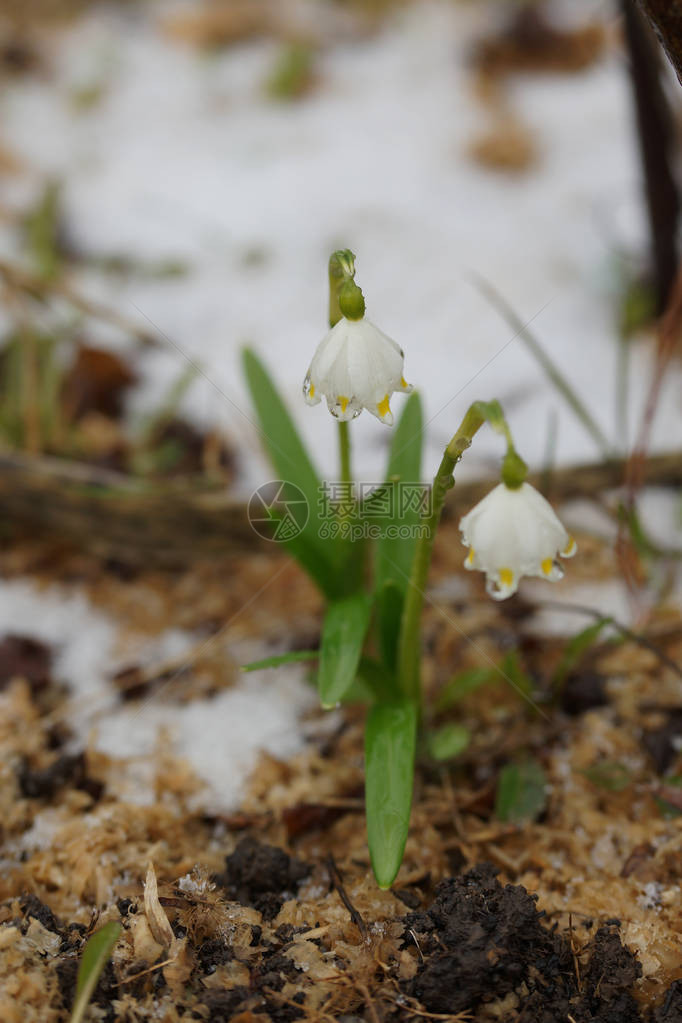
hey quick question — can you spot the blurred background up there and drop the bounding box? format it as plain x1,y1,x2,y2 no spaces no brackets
2,5,682,979
0,0,680,561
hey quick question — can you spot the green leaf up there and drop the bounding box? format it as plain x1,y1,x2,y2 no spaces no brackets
499,651,534,704
552,619,612,689
242,348,337,596
376,580,403,673
355,656,394,702
70,921,122,1023
436,667,497,710
318,594,373,707
374,392,423,669
427,723,471,761
582,760,632,793
495,760,547,824
241,650,319,672
365,699,418,889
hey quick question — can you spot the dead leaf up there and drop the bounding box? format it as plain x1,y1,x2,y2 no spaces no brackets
144,863,174,950
61,345,136,422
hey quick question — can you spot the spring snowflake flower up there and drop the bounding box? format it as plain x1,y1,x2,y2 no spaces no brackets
459,481,576,600
303,316,412,426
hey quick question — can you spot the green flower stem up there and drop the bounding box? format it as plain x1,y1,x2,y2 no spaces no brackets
338,419,351,486
397,403,487,702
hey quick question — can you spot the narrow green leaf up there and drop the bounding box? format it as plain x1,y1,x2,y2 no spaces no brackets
553,619,612,689
318,594,373,707
24,180,61,281
495,760,547,824
374,392,423,669
499,650,534,702
137,363,200,446
365,699,418,889
375,391,423,591
70,921,122,1023
427,723,471,761
242,348,337,595
469,273,613,457
436,667,498,710
241,650,318,672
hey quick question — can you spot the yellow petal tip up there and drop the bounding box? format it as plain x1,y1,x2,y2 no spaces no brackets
499,567,514,588
377,394,391,419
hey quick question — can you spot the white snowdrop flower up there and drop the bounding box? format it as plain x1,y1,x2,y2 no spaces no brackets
303,315,412,426
459,481,577,600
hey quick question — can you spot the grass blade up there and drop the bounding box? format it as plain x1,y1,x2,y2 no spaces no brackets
70,921,121,1023
552,618,612,689
469,273,613,458
436,666,497,710
242,650,319,672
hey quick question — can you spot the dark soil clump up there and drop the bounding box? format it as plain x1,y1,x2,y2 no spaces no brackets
561,670,609,716
642,709,682,774
17,751,104,801
0,635,52,694
214,836,310,918
19,893,61,933
404,864,643,1020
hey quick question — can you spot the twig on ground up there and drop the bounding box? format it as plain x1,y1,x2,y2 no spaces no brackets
326,854,368,939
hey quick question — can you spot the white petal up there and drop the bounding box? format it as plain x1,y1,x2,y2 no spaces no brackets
459,482,573,598
302,315,409,425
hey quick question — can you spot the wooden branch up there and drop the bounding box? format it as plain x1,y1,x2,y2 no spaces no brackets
635,0,682,86
2,449,681,567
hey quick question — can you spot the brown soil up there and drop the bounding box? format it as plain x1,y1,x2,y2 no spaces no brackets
1,521,682,1022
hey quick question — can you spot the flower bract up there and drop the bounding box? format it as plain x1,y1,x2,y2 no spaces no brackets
459,481,576,600
303,316,412,425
